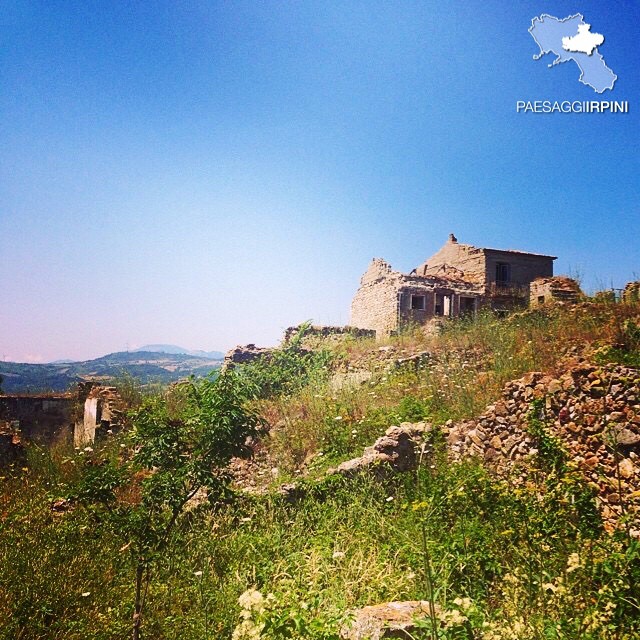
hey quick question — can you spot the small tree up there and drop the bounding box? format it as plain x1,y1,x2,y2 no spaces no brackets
73,370,264,639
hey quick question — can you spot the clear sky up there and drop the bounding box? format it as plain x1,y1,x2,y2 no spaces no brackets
1,1,638,362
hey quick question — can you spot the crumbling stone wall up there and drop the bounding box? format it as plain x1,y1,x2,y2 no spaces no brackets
416,235,555,288
350,260,404,336
74,385,126,447
415,235,487,283
283,324,375,343
327,359,640,533
222,344,274,371
446,360,640,532
0,395,75,445
350,258,480,337
623,281,640,304
530,276,582,305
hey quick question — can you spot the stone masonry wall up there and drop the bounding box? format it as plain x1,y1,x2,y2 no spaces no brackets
415,236,487,283
0,395,75,445
283,325,375,343
350,260,402,336
484,250,554,287
351,258,482,336
446,360,640,533
415,236,554,289
530,276,582,305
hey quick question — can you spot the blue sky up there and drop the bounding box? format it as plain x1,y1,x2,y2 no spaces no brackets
1,1,638,362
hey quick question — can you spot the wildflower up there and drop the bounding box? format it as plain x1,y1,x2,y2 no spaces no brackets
238,588,265,615
439,608,468,628
385,496,394,502
453,597,473,612
83,446,93,453
194,570,203,578
232,619,264,640
334,416,343,421
332,551,346,560
81,592,91,597
566,552,582,573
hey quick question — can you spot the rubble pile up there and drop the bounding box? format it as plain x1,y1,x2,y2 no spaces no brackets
623,281,640,304
284,324,375,343
340,601,440,640
332,422,431,478
530,276,582,305
0,421,24,467
446,359,640,530
222,344,274,370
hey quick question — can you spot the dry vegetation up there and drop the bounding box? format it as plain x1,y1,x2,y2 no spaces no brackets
1,300,639,639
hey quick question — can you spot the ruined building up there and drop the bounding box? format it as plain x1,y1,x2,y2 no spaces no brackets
351,234,576,336
0,383,125,465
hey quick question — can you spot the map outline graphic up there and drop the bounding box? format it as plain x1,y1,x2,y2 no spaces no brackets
529,13,617,94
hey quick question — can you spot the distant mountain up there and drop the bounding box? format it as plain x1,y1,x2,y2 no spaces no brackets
134,344,225,360
0,351,221,394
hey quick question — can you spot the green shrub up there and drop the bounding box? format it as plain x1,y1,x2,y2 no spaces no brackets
238,323,333,399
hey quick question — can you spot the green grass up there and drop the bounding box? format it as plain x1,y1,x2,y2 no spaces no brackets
1,438,638,639
1,301,640,638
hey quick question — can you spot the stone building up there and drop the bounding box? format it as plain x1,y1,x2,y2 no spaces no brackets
351,234,559,336
0,383,125,451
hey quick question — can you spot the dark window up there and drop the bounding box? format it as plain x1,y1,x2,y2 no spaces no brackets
538,295,545,305
496,262,511,284
411,294,426,310
434,293,444,316
460,297,476,315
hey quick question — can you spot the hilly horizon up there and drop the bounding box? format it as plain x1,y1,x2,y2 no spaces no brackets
133,344,225,360
45,345,225,365
0,350,223,394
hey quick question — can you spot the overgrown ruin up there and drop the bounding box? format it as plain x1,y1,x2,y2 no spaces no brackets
350,234,580,336
0,382,124,464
